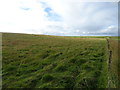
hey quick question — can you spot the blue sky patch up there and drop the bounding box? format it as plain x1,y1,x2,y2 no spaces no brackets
44,7,61,21
44,7,52,12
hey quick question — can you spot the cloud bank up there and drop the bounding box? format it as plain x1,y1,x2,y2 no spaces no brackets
0,0,118,36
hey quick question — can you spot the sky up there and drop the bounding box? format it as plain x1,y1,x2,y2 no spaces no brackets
0,0,119,36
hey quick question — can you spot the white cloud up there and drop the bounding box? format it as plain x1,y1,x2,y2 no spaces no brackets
0,0,51,33
0,0,118,36
101,25,118,33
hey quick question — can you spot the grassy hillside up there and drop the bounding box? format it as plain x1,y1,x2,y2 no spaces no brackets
2,33,108,88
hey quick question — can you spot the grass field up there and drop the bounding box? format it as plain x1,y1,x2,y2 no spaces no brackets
107,37,119,88
2,33,118,88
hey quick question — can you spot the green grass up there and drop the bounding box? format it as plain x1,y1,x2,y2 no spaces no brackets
67,36,109,38
2,33,109,88
108,37,120,88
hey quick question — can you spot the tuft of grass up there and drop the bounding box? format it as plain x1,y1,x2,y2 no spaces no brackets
41,74,54,83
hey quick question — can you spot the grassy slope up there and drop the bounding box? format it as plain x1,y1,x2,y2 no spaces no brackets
2,33,108,88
